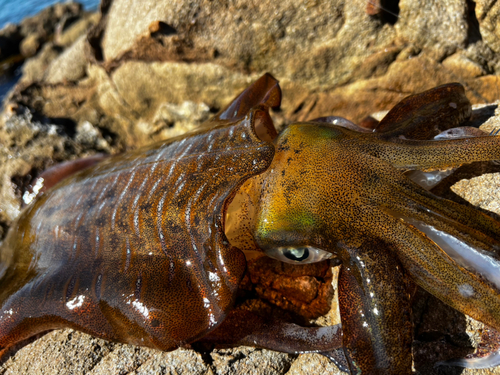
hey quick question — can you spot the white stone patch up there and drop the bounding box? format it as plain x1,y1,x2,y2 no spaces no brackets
22,177,45,205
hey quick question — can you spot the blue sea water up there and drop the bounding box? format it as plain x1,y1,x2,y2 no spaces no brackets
0,0,100,101
0,75,17,101
0,0,100,29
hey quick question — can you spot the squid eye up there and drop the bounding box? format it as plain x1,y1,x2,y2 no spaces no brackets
284,247,309,261
264,246,334,264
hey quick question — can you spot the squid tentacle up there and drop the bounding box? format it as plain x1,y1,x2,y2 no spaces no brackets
337,238,413,375
370,209,500,333
358,135,500,170
387,178,500,246
374,187,500,254
380,197,500,292
200,308,344,354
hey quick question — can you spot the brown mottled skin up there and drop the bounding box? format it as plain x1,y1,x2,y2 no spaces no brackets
0,74,279,353
1,74,500,374
253,84,500,373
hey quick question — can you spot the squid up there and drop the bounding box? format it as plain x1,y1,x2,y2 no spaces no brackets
0,73,499,374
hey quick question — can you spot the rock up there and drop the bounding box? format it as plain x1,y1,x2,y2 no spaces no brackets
44,35,88,84
74,120,111,152
19,33,44,58
0,330,114,375
211,347,294,375
287,354,343,375
476,0,500,54
20,43,62,83
7,0,500,142
54,12,100,48
0,2,93,87
395,0,468,52
148,100,211,138
0,107,113,228
20,12,98,86
129,348,211,374
20,62,257,147
477,100,500,133
442,52,487,78
451,173,500,215
0,24,22,61
98,0,396,88
18,2,83,39
16,1,85,61
19,7,99,85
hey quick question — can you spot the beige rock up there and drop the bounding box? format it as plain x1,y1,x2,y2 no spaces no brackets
8,0,500,142
20,43,60,84
99,0,396,88
55,12,100,48
131,348,211,375
396,0,468,50
19,1,83,38
442,53,487,78
109,61,252,119
0,330,114,375
476,0,500,53
452,173,500,215
19,33,43,58
287,354,344,375
18,9,99,85
478,100,500,134
211,347,293,375
44,35,88,84
147,100,211,139
0,108,111,227
0,329,212,375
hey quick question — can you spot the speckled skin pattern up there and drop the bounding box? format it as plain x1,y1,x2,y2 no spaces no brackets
0,75,500,374
0,76,279,354
254,84,500,373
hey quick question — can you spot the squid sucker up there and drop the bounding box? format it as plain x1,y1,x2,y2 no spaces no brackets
1,73,500,374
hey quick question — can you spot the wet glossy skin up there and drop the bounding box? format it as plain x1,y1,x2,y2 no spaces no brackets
252,84,500,373
0,78,276,352
0,74,500,374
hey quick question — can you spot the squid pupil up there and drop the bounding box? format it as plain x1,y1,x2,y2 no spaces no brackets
283,247,309,261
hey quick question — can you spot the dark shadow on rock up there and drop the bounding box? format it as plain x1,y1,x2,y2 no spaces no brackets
48,117,78,138
366,0,400,25
412,288,471,375
149,21,176,37
0,330,53,366
466,0,482,44
380,0,400,25
87,0,113,63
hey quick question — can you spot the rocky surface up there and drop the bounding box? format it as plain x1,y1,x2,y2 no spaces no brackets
452,102,500,217
5,0,500,150
0,0,500,374
0,2,98,78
